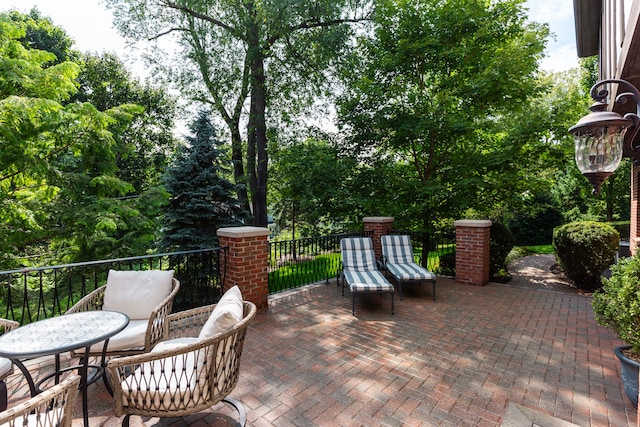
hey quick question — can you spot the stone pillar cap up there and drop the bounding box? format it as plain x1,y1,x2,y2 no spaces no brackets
454,220,492,228
217,226,270,238
363,216,394,223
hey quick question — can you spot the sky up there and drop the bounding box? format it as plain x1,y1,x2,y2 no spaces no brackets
1,0,579,76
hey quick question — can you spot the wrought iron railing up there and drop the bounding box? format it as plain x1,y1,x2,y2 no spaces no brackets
268,231,372,294
390,230,456,276
0,248,226,324
268,229,456,293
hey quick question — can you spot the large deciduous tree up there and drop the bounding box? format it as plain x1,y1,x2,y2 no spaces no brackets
103,0,371,227
270,137,349,237
338,0,549,228
1,10,180,267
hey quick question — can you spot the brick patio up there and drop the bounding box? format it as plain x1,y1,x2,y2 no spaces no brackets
4,256,636,426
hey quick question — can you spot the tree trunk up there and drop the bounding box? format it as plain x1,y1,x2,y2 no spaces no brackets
230,125,251,215
246,9,268,228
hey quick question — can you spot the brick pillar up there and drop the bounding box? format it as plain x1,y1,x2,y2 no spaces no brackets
455,220,492,286
631,165,640,256
363,216,394,260
217,226,270,310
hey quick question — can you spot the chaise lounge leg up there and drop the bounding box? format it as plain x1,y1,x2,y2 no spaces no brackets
223,396,247,427
432,281,436,300
121,414,131,427
352,293,356,316
391,292,394,315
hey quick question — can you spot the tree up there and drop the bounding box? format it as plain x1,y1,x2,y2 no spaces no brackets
338,0,549,228
269,137,349,237
103,0,371,227
73,52,179,193
160,110,248,251
0,10,178,266
0,14,114,267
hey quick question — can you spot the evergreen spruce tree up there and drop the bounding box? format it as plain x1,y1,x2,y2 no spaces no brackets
160,110,248,251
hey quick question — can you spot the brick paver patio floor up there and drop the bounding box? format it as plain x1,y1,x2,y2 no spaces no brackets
4,255,636,426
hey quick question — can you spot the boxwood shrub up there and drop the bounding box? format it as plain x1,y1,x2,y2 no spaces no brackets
490,222,515,280
553,221,619,291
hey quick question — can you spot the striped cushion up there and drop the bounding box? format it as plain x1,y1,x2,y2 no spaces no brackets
343,270,394,293
381,235,415,264
341,238,377,271
386,263,436,281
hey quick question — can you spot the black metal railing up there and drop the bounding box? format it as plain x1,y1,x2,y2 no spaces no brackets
268,231,372,294
0,248,226,324
390,230,456,276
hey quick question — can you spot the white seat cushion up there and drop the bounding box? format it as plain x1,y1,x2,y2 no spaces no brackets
0,357,12,379
103,270,174,320
89,320,148,352
152,338,199,353
198,286,243,340
0,408,63,427
121,337,208,410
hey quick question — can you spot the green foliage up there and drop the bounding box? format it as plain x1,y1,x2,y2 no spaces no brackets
593,255,640,355
507,193,563,246
553,221,619,291
0,10,178,268
269,137,351,237
338,0,551,225
73,52,179,193
609,221,631,240
490,223,515,278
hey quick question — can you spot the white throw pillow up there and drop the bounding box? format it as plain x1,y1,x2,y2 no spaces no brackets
103,270,174,320
198,285,243,340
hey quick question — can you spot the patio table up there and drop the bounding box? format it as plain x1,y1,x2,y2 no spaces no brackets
0,311,129,427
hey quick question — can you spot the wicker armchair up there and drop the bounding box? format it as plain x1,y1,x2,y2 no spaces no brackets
107,301,257,427
66,271,180,357
0,374,80,427
0,318,19,411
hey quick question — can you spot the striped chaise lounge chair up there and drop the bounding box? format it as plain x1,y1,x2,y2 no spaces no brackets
339,237,395,315
381,234,436,300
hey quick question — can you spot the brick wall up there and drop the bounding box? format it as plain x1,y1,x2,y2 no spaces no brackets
454,220,492,286
631,166,639,256
363,217,394,260
217,226,270,309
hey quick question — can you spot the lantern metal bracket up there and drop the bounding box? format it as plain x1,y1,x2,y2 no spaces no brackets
590,79,640,160
569,79,640,194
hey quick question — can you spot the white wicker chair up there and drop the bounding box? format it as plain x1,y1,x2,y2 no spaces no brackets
66,271,180,357
0,318,19,412
0,374,80,427
107,300,256,427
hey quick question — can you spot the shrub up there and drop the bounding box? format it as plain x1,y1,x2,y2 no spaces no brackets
593,255,640,355
553,221,619,291
436,252,455,277
506,193,563,246
490,222,515,279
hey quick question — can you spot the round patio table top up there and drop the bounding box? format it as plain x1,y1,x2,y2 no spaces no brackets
0,311,129,358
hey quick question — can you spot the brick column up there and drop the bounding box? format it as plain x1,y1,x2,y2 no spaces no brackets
363,217,394,260
631,165,640,256
217,226,270,310
455,220,492,286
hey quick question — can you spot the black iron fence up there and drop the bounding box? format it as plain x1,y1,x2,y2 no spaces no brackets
390,230,456,276
0,248,226,325
267,230,456,293
268,231,372,293
1,230,457,322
